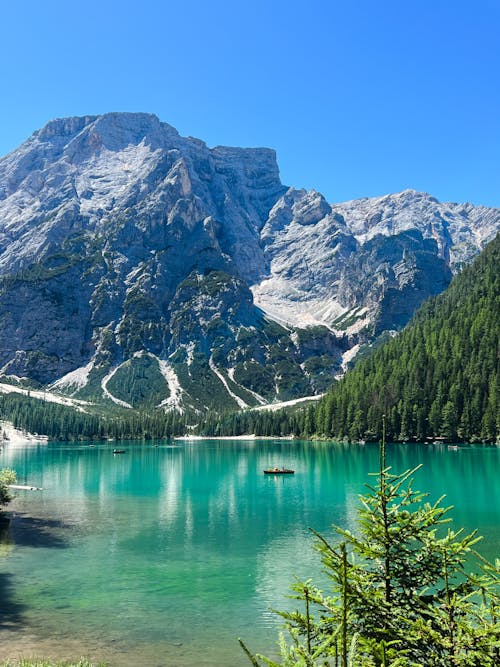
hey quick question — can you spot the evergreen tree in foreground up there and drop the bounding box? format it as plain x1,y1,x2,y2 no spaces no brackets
241,420,499,666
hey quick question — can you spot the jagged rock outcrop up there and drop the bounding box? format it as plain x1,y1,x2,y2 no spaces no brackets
253,187,500,335
0,113,498,411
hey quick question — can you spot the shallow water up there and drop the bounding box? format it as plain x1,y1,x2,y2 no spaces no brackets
0,440,499,666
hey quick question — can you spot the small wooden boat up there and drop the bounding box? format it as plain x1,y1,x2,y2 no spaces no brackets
112,449,126,454
264,467,295,475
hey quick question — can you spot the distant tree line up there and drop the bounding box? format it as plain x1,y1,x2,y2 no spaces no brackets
198,408,304,437
0,394,186,441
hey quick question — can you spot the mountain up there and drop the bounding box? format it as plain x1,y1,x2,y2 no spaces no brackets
307,232,500,443
256,188,498,333
0,113,498,412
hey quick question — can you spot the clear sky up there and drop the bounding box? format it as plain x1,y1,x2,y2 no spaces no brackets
0,0,498,206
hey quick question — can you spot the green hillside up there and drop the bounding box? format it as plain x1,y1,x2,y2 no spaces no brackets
311,233,499,443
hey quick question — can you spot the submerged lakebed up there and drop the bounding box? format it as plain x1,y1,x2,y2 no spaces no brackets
0,439,499,666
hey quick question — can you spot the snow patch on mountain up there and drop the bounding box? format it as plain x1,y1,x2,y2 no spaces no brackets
253,394,324,412
0,382,90,412
228,368,267,405
51,361,94,393
101,366,133,408
337,344,360,377
157,359,185,413
251,279,344,329
209,357,249,409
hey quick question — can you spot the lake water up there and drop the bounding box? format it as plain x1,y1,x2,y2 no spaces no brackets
0,439,499,666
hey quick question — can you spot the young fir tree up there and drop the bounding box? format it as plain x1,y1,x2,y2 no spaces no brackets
241,419,499,666
0,468,17,509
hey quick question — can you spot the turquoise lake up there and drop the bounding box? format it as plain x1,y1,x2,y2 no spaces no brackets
0,439,499,666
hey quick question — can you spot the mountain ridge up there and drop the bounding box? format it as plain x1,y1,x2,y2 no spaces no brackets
0,113,499,411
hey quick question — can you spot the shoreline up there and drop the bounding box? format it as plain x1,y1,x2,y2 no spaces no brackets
1,423,495,446
0,420,48,446
174,434,297,441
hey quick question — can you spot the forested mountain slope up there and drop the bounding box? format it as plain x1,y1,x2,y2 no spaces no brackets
311,233,500,442
2,234,498,442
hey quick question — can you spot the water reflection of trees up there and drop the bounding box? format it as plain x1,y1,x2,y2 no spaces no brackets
0,518,25,629
5,514,70,549
0,571,24,629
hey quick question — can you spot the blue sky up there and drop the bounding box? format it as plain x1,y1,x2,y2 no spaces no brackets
0,0,498,206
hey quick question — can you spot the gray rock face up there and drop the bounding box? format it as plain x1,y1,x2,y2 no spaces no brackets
253,187,500,335
336,230,452,335
0,113,498,410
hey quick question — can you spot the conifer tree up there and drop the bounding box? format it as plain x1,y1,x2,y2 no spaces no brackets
0,468,17,508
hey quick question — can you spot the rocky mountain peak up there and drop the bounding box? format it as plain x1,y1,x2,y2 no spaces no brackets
34,112,177,146
35,115,99,141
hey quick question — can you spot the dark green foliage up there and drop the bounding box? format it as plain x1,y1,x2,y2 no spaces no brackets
303,355,340,392
172,350,242,412
261,319,290,338
242,437,500,665
275,358,311,400
0,249,86,285
70,364,113,401
116,315,166,357
0,468,16,508
105,354,170,408
177,269,234,297
199,407,306,438
294,326,333,344
233,361,276,398
0,394,186,441
311,233,500,442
